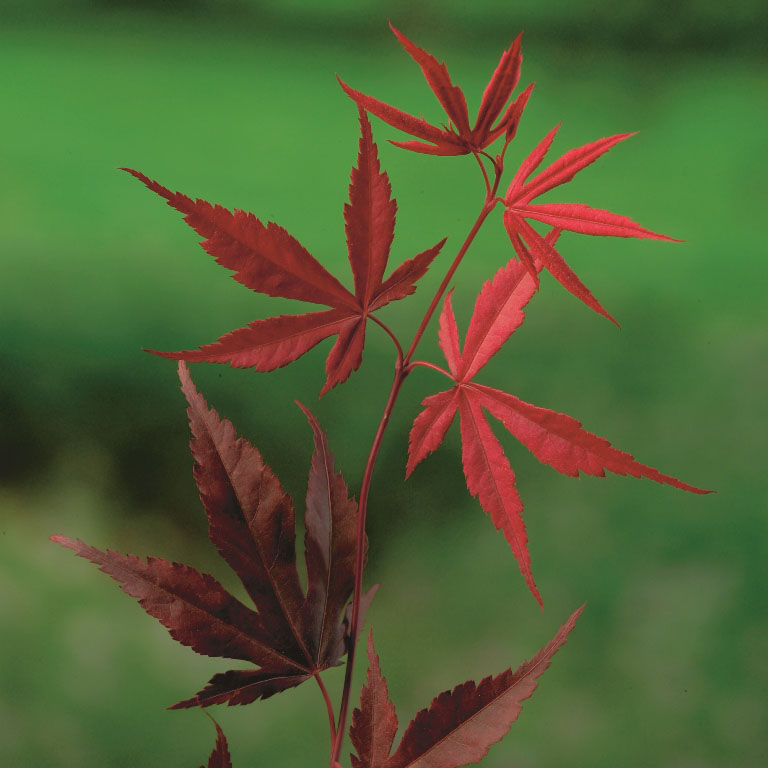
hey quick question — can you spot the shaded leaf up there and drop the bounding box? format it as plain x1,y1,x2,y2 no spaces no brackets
174,669,311,709
386,606,584,768
200,715,232,768
350,633,399,768
53,364,363,708
299,402,358,666
50,536,295,670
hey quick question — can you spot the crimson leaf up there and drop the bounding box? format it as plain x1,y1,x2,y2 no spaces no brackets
408,246,710,604
351,607,583,768
52,362,371,708
125,109,444,395
504,127,679,322
340,24,530,156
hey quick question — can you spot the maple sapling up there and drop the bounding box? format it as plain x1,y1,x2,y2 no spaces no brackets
52,24,709,767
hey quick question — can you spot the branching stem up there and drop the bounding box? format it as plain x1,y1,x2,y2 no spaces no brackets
314,672,337,745
405,360,453,380
369,313,404,367
329,158,505,767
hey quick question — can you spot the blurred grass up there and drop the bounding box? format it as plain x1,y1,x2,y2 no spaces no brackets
1,7,767,768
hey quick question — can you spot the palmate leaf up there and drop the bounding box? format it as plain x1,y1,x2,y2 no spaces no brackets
503,127,680,322
350,608,583,768
53,363,372,709
125,109,444,396
408,248,710,604
340,24,530,156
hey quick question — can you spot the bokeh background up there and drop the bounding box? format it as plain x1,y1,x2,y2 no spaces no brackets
1,1,766,766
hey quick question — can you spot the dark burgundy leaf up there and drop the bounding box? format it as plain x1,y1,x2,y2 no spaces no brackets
298,402,358,666
179,361,308,661
350,633,399,768
50,536,297,670
54,365,364,710
386,606,584,768
201,715,232,768
173,669,311,709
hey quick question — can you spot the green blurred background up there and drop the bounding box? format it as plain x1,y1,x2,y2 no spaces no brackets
1,1,766,766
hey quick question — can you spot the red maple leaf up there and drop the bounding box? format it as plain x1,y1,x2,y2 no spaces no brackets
124,109,445,395
407,240,710,604
350,607,583,768
52,363,373,708
503,125,680,324
339,23,533,156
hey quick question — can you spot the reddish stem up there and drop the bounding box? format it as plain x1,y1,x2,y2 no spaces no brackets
330,362,405,766
405,360,453,380
369,313,404,366
330,160,506,767
403,198,497,366
314,672,337,745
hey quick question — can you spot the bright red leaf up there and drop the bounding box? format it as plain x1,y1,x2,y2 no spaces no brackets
124,109,444,395
408,248,710,604
350,608,583,768
339,24,531,156
503,127,680,323
53,363,371,709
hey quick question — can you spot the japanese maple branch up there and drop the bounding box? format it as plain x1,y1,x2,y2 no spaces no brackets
403,196,502,365
331,361,406,766
330,156,506,767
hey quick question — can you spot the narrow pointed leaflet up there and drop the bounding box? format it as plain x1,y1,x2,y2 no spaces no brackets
503,127,680,322
53,363,366,709
200,716,232,768
340,24,530,156
408,249,710,603
350,608,583,768
125,108,444,395
350,633,399,768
